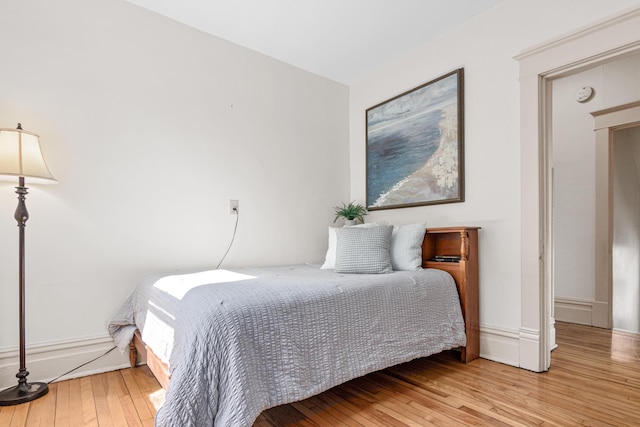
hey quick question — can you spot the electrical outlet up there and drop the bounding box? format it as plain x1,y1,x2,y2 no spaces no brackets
229,199,239,214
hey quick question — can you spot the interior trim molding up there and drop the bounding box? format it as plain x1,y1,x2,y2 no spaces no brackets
514,6,640,61
518,327,542,372
0,327,517,389
554,297,594,325
479,325,519,367
0,335,129,390
592,100,640,119
516,6,640,373
590,102,640,330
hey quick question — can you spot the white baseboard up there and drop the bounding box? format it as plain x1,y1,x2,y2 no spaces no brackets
554,297,594,326
479,324,520,367
0,326,525,390
591,301,611,328
549,317,558,351
518,326,546,371
0,335,130,390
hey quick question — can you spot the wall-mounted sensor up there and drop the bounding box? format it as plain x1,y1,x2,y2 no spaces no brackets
575,86,594,103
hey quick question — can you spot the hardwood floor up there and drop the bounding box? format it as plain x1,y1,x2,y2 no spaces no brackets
2,322,638,426
0,364,163,427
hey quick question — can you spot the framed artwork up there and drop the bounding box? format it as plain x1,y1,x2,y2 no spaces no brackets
366,68,464,210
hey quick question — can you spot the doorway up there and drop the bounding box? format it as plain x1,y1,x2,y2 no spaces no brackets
516,9,640,372
612,125,640,333
590,103,640,333
550,53,640,335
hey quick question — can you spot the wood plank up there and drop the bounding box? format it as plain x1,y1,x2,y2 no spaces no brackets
104,370,139,427
67,379,84,426
4,322,640,426
312,390,380,427
78,376,98,427
260,403,317,426
0,405,17,426
90,373,114,426
24,383,57,427
292,396,360,427
137,366,165,418
8,400,29,427
369,372,516,426
53,380,70,426
120,367,156,426
258,322,640,426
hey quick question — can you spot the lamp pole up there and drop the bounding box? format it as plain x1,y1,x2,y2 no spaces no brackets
0,177,49,405
0,124,52,405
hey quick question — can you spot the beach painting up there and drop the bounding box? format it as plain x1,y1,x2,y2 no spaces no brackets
366,69,464,210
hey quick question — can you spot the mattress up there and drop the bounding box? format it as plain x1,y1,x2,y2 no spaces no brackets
108,264,466,427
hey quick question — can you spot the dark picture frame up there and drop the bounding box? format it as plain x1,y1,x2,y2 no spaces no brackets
366,68,464,210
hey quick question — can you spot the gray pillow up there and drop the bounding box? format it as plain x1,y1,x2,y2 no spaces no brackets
334,225,393,273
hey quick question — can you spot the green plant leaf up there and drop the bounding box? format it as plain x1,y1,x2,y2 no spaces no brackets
332,201,368,223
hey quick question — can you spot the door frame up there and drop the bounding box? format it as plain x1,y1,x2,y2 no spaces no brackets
515,8,640,372
592,102,640,329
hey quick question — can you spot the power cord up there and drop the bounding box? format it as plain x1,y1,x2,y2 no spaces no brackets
216,207,239,269
47,209,239,384
48,345,117,384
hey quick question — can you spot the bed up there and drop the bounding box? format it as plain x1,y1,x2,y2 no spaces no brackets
108,225,479,427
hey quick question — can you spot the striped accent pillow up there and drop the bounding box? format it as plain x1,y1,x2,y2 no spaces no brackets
334,225,393,274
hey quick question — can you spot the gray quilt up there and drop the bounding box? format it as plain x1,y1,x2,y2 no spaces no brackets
108,264,466,427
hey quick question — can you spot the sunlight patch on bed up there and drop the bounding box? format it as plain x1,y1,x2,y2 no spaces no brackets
148,300,175,321
152,269,256,299
141,305,175,363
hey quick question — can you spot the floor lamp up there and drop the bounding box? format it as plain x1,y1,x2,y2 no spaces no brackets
0,124,56,406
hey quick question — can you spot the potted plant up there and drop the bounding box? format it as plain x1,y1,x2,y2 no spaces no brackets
333,201,368,225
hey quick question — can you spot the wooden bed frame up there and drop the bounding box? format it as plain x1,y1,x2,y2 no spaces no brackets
129,225,480,390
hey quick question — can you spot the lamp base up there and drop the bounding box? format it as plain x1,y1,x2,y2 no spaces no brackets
0,382,48,406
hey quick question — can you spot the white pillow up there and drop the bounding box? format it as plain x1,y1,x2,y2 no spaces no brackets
320,227,339,269
334,225,393,274
390,223,427,271
320,223,381,269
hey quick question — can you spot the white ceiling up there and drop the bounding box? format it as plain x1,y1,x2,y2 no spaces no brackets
126,0,504,85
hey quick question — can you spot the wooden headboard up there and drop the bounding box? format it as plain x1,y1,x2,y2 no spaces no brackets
422,226,480,363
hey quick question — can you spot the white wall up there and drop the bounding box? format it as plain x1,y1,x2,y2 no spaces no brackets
350,0,640,366
2,0,640,387
552,52,640,324
0,0,349,386
613,127,640,333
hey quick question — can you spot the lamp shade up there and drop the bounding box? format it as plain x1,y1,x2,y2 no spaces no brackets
0,127,56,184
